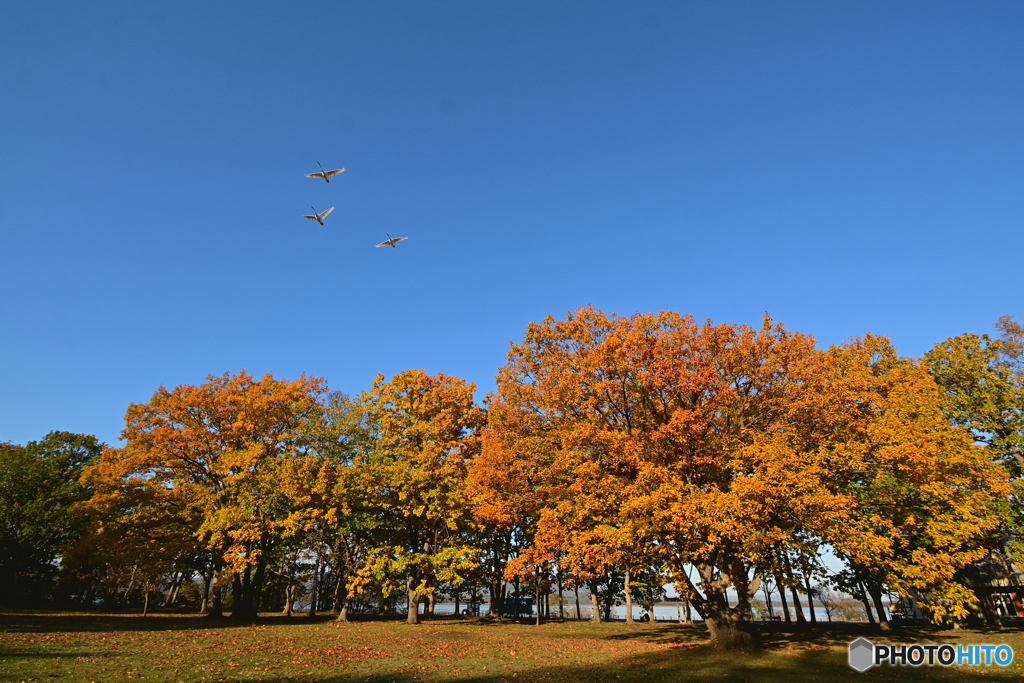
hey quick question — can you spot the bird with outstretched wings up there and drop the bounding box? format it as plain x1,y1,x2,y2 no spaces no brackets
305,162,345,183
375,233,408,248
302,206,334,225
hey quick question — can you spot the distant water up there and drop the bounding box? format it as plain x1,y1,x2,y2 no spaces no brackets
428,603,832,622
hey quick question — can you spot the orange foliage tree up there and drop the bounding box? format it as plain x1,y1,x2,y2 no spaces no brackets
481,306,1008,648
83,370,327,618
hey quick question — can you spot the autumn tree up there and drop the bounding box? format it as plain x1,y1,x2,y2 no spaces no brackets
84,370,327,618
816,336,1010,624
483,306,1009,649
923,318,1024,563
276,391,375,621
353,369,485,624
74,460,203,613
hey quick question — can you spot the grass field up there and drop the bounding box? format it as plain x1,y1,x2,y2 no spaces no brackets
2,612,1022,683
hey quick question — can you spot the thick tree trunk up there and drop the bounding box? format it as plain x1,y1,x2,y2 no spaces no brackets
625,568,634,625
589,580,601,623
705,607,757,651
684,561,760,651
866,582,890,630
406,575,420,624
231,572,244,618
488,581,503,619
208,572,224,618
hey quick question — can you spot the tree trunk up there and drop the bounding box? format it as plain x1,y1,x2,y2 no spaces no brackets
574,585,581,620
488,581,503,619
333,566,348,622
556,569,565,620
253,553,268,617
123,565,137,606
164,571,179,606
676,598,683,624
865,582,890,630
535,579,542,626
231,572,244,618
624,568,634,625
782,553,805,624
776,573,790,624
589,580,601,623
309,554,320,617
208,571,224,618
761,580,774,621
406,575,420,624
142,587,150,617
704,606,756,651
685,562,760,651
170,571,187,607
685,592,693,624
200,569,213,613
858,580,876,625
803,572,816,625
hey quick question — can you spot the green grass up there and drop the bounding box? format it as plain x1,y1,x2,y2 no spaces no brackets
2,611,1022,682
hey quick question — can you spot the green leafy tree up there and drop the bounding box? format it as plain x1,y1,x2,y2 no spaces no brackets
0,432,103,606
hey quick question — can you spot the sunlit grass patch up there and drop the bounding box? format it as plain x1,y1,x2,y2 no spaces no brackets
2,612,1023,682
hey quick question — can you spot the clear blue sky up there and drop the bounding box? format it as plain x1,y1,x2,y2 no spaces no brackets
2,2,1022,447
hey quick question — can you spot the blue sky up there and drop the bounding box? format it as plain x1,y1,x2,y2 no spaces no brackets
2,2,1022,447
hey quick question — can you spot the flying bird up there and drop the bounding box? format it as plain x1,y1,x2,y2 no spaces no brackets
375,233,408,248
305,162,345,183
302,206,334,225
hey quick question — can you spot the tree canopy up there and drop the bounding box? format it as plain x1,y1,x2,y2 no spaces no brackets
4,309,1019,652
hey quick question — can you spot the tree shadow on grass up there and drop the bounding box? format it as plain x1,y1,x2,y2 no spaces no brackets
0,609,354,633
599,620,1024,651
208,644,1022,683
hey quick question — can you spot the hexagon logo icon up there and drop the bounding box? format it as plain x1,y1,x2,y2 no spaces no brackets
849,637,875,672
